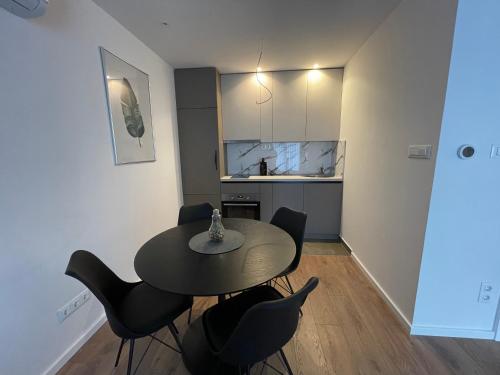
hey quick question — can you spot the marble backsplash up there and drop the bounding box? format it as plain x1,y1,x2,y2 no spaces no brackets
226,141,345,176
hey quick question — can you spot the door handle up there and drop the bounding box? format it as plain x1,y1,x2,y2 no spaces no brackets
214,150,218,170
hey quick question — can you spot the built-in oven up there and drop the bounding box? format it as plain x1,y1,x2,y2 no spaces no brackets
221,193,260,220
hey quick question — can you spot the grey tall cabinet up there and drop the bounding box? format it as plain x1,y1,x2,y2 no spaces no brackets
175,68,223,209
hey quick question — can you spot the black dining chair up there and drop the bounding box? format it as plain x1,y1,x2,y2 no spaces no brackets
177,202,214,319
182,277,319,374
177,202,214,225
270,207,307,296
65,250,193,375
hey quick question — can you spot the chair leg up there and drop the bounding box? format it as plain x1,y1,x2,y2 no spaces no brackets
114,338,126,367
168,324,184,353
187,306,193,324
127,339,135,375
172,321,179,334
284,275,295,293
279,349,293,375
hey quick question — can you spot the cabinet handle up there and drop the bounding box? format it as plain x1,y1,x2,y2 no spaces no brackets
214,150,218,170
222,203,259,207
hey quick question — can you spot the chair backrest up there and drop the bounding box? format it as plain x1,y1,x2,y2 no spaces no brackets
65,250,132,337
177,202,214,225
217,277,319,366
270,207,307,272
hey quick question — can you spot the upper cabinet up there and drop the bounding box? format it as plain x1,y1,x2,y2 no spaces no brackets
273,71,307,142
175,68,218,109
306,69,343,141
220,68,343,142
258,72,274,142
221,73,273,141
221,73,259,140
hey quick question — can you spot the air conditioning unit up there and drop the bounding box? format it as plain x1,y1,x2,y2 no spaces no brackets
0,0,48,18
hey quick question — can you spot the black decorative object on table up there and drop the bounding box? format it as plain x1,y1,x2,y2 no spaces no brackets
189,229,245,255
134,218,295,297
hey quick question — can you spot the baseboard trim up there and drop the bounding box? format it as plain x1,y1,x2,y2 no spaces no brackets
339,236,353,253
304,234,340,241
342,237,411,329
42,313,107,375
411,325,495,340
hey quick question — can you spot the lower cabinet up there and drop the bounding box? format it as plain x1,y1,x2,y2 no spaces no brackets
221,182,342,240
303,183,343,240
272,183,304,213
260,184,274,222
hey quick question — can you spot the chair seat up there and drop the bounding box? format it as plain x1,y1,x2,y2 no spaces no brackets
203,286,283,351
118,282,193,335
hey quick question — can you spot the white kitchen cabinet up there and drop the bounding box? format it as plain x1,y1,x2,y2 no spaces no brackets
306,69,343,141
221,69,343,142
221,73,259,140
221,73,273,141
272,70,307,141
258,72,274,142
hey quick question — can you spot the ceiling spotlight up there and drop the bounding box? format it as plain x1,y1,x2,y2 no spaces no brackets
313,63,319,69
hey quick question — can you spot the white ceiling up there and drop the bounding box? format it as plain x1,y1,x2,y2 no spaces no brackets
93,0,401,73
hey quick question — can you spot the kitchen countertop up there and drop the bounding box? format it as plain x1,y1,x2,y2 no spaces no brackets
221,175,343,182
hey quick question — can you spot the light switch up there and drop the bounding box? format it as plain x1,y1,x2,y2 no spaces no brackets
408,145,432,159
490,145,500,159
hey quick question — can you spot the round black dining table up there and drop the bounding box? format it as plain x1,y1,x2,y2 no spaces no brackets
134,218,295,297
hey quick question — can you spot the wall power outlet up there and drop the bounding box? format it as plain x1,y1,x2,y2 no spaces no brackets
478,282,495,304
57,289,91,323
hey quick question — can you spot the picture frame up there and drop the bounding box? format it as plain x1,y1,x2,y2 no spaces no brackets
99,47,156,164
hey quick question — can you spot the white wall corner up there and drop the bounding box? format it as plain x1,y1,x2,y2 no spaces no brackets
344,237,412,329
42,314,107,375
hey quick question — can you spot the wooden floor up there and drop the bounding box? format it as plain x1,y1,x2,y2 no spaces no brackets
58,251,500,375
302,241,350,256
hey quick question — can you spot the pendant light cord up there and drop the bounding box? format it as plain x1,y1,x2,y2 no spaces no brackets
256,40,273,105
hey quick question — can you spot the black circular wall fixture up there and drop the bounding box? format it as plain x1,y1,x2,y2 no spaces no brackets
458,144,475,159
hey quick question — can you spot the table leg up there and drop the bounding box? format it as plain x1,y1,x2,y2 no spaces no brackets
218,294,226,303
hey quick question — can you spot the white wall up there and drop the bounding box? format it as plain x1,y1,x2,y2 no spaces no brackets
412,0,500,339
0,1,182,373
339,0,457,323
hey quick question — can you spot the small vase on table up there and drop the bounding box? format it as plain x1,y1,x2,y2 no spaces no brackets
208,209,225,242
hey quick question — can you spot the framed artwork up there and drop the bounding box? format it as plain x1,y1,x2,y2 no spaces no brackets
100,47,156,164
